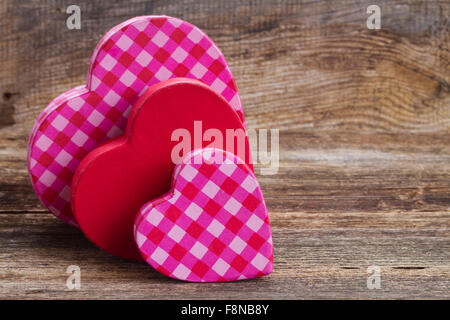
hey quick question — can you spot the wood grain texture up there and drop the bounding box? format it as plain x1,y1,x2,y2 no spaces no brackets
0,0,449,299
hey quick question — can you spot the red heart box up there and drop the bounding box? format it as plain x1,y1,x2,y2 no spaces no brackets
71,78,252,260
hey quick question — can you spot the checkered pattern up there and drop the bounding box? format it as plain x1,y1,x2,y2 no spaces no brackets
27,16,245,226
134,148,273,282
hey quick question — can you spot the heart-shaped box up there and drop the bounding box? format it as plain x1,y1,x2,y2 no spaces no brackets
71,78,252,260
134,148,273,282
28,15,245,226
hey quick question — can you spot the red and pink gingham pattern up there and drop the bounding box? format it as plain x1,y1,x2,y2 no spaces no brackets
134,149,273,282
27,16,245,226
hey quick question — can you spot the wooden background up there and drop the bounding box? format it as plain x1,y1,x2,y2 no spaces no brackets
0,0,449,299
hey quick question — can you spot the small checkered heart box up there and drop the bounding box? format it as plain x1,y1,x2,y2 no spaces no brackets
27,15,245,226
134,148,273,282
71,78,252,261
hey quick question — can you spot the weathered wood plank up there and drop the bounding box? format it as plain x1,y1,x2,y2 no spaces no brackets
0,212,448,299
0,0,448,134
2,131,449,214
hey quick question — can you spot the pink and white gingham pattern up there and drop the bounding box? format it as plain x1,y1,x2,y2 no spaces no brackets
27,16,245,226
134,149,273,282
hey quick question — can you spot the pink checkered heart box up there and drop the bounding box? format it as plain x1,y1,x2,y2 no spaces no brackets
134,148,273,282
27,16,245,226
